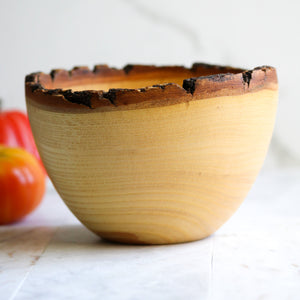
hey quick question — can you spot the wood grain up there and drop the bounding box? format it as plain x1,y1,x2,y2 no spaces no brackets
26,76,278,244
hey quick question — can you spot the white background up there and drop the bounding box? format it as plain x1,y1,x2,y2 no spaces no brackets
0,0,299,168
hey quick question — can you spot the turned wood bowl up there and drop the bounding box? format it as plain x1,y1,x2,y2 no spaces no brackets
25,63,278,244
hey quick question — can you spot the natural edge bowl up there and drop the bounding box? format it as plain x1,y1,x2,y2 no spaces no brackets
25,63,278,244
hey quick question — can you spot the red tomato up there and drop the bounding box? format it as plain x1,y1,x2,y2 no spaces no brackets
0,109,45,173
0,146,45,225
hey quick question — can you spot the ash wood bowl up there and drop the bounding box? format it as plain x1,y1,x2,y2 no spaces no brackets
25,63,278,244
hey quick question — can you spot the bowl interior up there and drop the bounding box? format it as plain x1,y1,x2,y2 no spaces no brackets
40,65,243,92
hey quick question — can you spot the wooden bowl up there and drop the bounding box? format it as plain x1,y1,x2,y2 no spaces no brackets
25,63,278,244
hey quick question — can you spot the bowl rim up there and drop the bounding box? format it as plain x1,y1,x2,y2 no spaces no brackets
25,63,277,111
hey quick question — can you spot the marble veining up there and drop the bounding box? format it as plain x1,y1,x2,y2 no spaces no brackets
1,169,300,299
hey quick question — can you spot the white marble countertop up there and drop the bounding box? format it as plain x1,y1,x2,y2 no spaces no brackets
1,168,300,300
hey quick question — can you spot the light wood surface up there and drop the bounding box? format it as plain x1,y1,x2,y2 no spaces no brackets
26,88,277,244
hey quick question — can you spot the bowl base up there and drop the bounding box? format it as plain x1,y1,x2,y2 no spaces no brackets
96,230,210,245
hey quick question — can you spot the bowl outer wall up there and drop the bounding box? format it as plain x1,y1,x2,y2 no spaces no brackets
25,86,278,244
